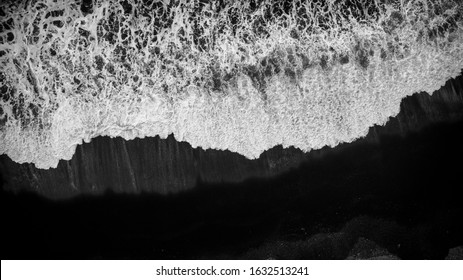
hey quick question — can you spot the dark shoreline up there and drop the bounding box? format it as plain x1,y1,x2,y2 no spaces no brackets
2,118,462,259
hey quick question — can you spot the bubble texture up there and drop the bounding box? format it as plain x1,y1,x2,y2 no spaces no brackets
1,0,463,168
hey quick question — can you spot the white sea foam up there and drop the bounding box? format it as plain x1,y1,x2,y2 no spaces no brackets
1,0,463,168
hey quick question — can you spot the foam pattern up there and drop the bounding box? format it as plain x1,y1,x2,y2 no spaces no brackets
1,0,463,168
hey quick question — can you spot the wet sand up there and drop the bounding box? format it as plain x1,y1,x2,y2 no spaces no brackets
1,119,462,259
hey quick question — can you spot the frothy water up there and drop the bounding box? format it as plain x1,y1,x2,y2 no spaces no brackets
1,0,463,168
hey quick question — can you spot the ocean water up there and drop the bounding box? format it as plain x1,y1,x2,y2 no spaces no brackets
1,0,463,168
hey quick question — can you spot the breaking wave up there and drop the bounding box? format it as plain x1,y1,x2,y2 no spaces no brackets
1,0,463,168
